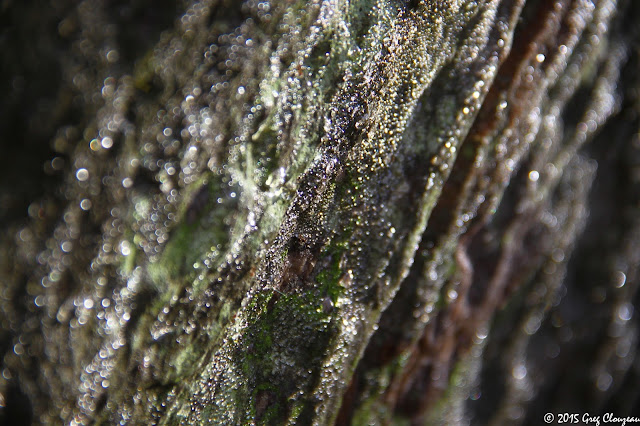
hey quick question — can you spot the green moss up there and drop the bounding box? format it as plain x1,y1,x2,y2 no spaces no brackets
316,251,346,302
147,176,236,291
119,237,137,276
348,346,468,425
351,394,392,425
218,301,233,324
172,342,201,378
350,350,413,425
250,118,280,189
155,221,198,280
288,401,306,423
390,415,412,426
422,350,479,426
227,289,338,423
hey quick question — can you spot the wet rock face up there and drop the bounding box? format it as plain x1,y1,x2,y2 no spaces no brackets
1,0,639,424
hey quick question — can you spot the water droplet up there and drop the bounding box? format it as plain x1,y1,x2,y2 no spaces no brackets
447,289,458,301
80,199,92,210
616,339,631,358
101,137,113,149
475,327,488,340
106,50,119,63
617,303,633,321
512,364,527,380
120,241,131,256
551,249,564,263
76,168,89,181
596,373,612,391
13,344,24,356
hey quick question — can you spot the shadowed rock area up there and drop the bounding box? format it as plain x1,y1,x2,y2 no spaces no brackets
1,0,639,424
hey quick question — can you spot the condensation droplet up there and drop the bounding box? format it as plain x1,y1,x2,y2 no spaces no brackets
617,303,633,321
76,168,89,181
120,241,131,256
13,344,24,356
101,137,113,149
512,364,527,380
447,289,458,301
596,373,612,391
80,199,92,210
475,327,488,341
106,50,119,63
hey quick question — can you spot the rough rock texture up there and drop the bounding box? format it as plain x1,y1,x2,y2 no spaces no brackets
1,0,639,424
